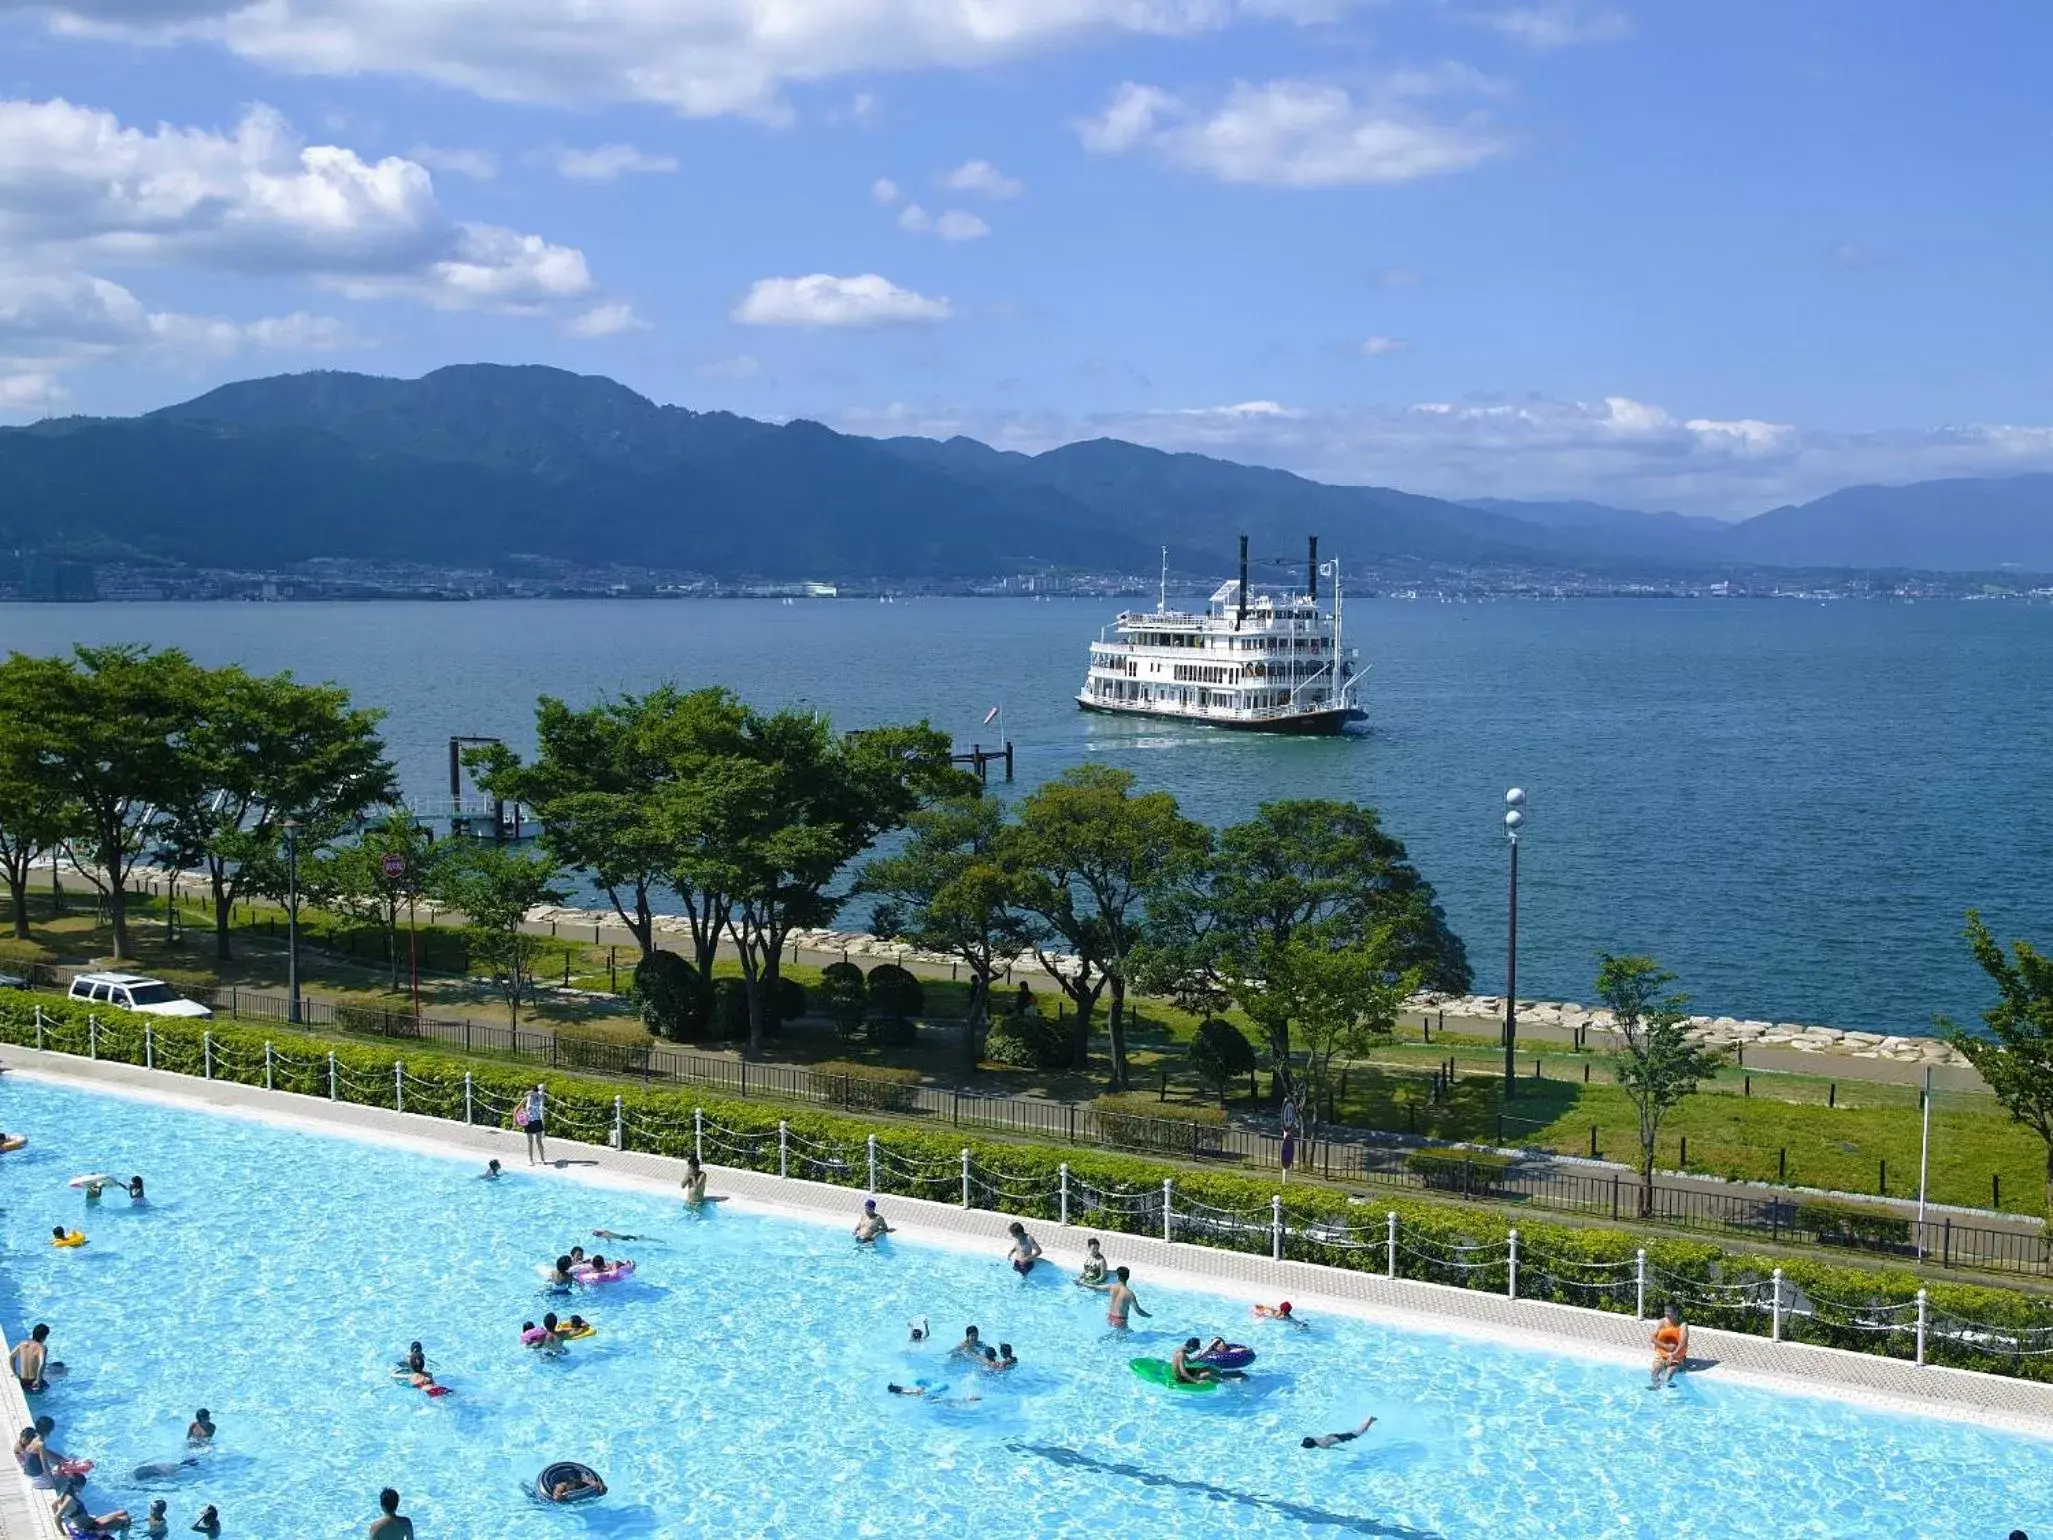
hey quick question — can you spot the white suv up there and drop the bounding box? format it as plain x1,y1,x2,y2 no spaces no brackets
67,972,213,1019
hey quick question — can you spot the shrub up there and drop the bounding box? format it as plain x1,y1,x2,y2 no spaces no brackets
776,976,808,1025
632,950,705,1043
710,977,751,1039
554,1031,649,1075
866,963,924,1021
1407,1147,1519,1197
815,1061,923,1114
1187,1019,1256,1101
985,1009,1070,1070
334,1001,420,1039
1796,1198,1913,1250
817,962,868,1039
1092,1094,1226,1158
866,1014,919,1049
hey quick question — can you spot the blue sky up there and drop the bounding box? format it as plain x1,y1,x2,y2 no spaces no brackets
1,0,2049,514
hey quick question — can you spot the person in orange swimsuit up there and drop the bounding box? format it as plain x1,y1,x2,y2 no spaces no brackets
1649,1304,1688,1388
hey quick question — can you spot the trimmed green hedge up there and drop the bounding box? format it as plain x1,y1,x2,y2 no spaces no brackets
813,1061,921,1114
1797,1198,1913,1250
1408,1148,1519,1197
1093,1094,1225,1158
7,994,2051,1384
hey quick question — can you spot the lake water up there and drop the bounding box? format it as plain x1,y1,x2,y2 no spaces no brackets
2,597,2047,1034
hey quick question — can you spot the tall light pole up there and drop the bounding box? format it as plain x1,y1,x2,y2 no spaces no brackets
284,820,302,1025
1503,788,1526,1099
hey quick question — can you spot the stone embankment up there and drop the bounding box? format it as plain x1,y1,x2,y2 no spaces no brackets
1417,994,1968,1069
530,905,1969,1071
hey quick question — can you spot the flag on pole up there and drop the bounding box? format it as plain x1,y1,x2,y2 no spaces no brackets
1319,561,1336,576
983,705,1002,725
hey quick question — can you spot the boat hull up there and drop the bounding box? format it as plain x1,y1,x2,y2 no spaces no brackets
1077,697,1362,736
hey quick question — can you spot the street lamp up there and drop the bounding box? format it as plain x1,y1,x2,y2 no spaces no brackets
284,820,302,1025
1503,788,1526,1099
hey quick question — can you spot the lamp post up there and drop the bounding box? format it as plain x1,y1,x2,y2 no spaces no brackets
1503,788,1526,1099
284,820,302,1025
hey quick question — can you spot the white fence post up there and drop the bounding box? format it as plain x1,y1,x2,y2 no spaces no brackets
203,1030,212,1080
613,1095,625,1151
1386,1211,1398,1280
1915,1288,1928,1366
1271,1195,1283,1262
144,1022,153,1071
961,1148,972,1209
1059,1163,1071,1226
329,1052,339,1101
694,1108,704,1164
34,1004,44,1051
778,1121,789,1180
1507,1229,1519,1299
867,1134,878,1195
88,1013,97,1060
1771,1268,1784,1343
264,1041,273,1091
1162,1179,1174,1245
1635,1250,1647,1321
394,1061,404,1113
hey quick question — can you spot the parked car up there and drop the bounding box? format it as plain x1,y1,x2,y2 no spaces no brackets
0,972,28,991
66,972,213,1019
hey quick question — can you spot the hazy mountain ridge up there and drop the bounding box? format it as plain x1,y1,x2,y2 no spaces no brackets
1,364,2047,578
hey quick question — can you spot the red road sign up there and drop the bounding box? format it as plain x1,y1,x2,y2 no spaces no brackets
380,852,407,880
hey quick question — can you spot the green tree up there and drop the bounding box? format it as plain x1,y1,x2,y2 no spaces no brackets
1003,764,1209,1091
430,844,566,1028
632,949,706,1043
0,711,69,940
1187,1018,1257,1105
1597,953,1727,1217
1139,799,1467,1104
1276,930,1419,1159
320,813,443,991
713,710,966,1058
1941,911,2053,1216
860,794,1030,1073
159,666,393,961
0,646,209,960
816,961,869,1041
473,687,748,960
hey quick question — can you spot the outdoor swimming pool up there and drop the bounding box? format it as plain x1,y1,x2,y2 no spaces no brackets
2,1075,2047,1539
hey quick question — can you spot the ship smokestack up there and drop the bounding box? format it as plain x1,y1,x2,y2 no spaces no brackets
1308,535,1318,602
1237,535,1248,628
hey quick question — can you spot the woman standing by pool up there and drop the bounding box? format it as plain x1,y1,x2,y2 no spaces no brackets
520,1086,547,1166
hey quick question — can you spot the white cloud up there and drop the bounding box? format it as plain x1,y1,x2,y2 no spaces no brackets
0,98,593,311
564,301,648,337
695,353,762,380
0,371,66,413
898,204,931,232
550,143,679,182
18,0,1367,121
1077,75,1508,186
898,204,989,241
1358,334,1411,356
409,143,497,179
733,273,951,328
822,391,2053,517
871,177,900,204
939,159,1022,199
1463,2,1630,49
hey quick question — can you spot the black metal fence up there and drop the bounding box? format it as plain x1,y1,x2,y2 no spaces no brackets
23,963,2044,1280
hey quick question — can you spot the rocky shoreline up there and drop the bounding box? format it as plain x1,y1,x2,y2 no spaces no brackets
533,905,1969,1071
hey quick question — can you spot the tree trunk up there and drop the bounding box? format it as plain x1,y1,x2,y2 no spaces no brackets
1105,976,1130,1092
6,871,27,939
213,889,234,961
609,881,656,958
964,977,988,1075
109,876,132,960
2042,1141,2053,1223
1639,1146,1656,1219
1068,993,1097,1070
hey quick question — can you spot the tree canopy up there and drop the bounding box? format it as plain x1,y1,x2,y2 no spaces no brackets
1941,911,2053,1216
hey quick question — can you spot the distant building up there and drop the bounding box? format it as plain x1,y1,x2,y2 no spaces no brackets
23,558,96,601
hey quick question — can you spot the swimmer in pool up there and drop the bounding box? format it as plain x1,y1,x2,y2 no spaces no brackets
543,1256,575,1289
144,1499,167,1538
1074,1237,1107,1287
81,1177,106,1205
1170,1338,1237,1386
50,1226,85,1248
1254,1301,1304,1326
545,1469,606,1503
949,1326,982,1361
52,1473,129,1533
908,1317,929,1343
189,1503,219,1536
184,1410,213,1447
369,1487,414,1539
1005,1222,1042,1276
1086,1266,1151,1330
567,1247,587,1267
995,1344,1018,1373
126,1176,145,1204
682,1154,723,1208
481,1160,501,1181
11,1323,50,1393
591,1230,641,1241
1301,1416,1377,1449
853,1200,892,1244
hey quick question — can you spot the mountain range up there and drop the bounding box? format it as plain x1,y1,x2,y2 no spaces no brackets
1,364,2049,580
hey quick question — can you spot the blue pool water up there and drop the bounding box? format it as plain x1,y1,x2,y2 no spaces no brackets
2,1076,2048,1538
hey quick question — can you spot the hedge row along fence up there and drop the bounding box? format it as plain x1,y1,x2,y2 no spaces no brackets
7,997,2053,1385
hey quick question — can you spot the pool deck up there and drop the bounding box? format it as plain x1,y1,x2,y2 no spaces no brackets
5,1050,2053,1539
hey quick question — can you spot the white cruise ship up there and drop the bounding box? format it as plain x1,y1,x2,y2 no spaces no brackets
1077,537,1365,734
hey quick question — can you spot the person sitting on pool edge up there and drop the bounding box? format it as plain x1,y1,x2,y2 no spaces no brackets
185,1410,213,1447
1650,1304,1689,1389
1302,1416,1377,1450
368,1487,413,1538
545,1468,606,1503
1005,1222,1042,1276
189,1505,219,1537
52,1473,130,1533
853,1199,892,1244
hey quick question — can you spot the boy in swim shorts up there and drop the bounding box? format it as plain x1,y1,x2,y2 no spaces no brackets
1086,1266,1151,1329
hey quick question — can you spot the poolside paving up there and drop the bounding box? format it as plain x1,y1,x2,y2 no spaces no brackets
3,1044,2052,1540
